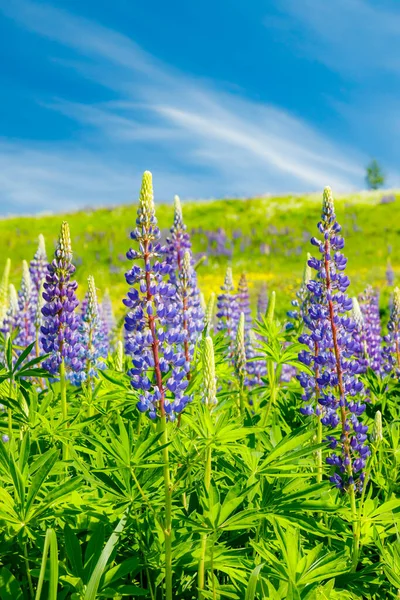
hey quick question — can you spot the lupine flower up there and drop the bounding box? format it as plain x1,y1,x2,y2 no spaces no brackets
124,172,189,420
287,253,312,327
0,259,11,328
297,187,369,493
101,288,116,339
202,336,217,405
351,297,369,374
382,287,400,375
237,274,252,331
175,250,204,367
41,222,82,376
372,410,383,443
257,283,268,321
358,286,383,373
204,292,215,334
166,195,192,284
386,258,394,287
2,284,19,337
15,261,36,349
34,281,45,356
70,275,109,386
216,267,239,349
235,312,246,384
29,234,47,293
246,329,267,386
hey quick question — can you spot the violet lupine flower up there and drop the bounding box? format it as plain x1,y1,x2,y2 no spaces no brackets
257,283,268,321
123,172,190,420
297,187,369,493
382,287,400,376
357,286,383,373
29,234,47,294
175,251,204,367
1,284,20,337
15,261,36,348
70,275,109,385
351,297,369,374
386,258,394,287
237,274,252,331
41,222,82,376
216,267,239,350
100,289,116,340
287,253,312,328
165,195,192,285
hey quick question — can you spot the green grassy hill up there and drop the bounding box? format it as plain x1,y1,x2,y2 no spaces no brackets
1,189,399,319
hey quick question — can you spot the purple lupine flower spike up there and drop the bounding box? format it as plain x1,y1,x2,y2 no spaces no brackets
216,267,239,351
257,282,268,321
124,172,189,420
386,258,394,287
41,222,82,376
166,195,192,285
351,297,369,374
71,275,108,386
166,196,204,367
176,251,204,369
2,284,19,337
358,286,382,373
16,260,36,349
382,287,400,376
29,234,47,294
100,288,116,340
297,187,369,493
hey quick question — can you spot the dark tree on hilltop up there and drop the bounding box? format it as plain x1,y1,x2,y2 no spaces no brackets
366,159,385,190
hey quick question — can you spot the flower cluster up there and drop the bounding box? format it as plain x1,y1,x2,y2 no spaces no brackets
100,289,116,341
216,267,239,350
357,286,383,373
297,187,369,492
123,172,190,420
41,222,82,376
70,275,109,386
257,283,268,321
165,195,192,286
174,251,204,366
1,284,19,337
29,234,47,294
15,261,36,348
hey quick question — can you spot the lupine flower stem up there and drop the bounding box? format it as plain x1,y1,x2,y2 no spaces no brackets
59,359,68,461
198,337,216,598
159,415,173,600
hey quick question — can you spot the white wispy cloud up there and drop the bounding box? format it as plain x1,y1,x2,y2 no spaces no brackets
0,0,366,214
268,0,400,76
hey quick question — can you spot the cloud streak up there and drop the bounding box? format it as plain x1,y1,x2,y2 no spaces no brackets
0,0,366,214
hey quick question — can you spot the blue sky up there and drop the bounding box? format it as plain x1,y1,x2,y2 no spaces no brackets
0,0,399,214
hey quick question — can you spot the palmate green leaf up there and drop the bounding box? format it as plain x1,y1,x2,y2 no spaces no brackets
0,567,23,600
83,508,130,600
25,448,59,516
12,343,36,373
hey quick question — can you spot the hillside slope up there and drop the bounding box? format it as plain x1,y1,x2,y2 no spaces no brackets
1,189,398,318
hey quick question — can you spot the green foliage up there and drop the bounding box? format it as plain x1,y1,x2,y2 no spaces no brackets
0,304,399,598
